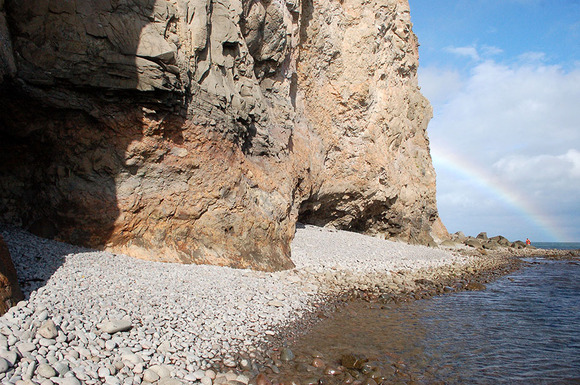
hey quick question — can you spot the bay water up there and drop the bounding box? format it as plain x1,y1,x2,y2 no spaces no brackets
284,253,580,384
534,242,580,251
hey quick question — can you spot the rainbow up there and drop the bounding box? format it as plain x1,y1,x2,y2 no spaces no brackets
431,146,568,242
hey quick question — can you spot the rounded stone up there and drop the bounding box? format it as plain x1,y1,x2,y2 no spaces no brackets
0,350,18,366
0,357,10,373
37,363,57,378
311,358,325,368
280,348,295,362
98,366,111,378
53,362,70,376
105,375,121,385
61,377,81,385
158,379,183,385
143,369,159,382
255,373,273,385
17,342,36,354
150,364,171,379
38,320,58,340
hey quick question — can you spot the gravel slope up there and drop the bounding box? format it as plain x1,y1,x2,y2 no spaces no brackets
0,224,470,385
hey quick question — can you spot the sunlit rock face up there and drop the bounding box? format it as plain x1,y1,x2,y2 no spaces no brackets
0,0,444,271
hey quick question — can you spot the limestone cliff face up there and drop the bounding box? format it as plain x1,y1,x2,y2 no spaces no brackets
0,0,444,270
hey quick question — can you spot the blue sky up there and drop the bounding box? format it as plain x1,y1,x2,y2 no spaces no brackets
409,0,580,242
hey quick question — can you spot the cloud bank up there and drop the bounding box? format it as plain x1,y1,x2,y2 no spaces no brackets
420,50,580,241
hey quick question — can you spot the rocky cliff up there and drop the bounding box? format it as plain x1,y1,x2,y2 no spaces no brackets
0,0,444,271
0,235,23,315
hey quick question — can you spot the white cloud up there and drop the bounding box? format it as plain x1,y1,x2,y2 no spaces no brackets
423,58,580,241
418,67,463,105
482,45,504,56
517,51,546,63
444,46,480,61
429,61,580,161
443,45,503,62
493,150,580,182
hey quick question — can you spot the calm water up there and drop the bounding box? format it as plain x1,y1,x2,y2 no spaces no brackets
533,242,580,251
286,258,580,384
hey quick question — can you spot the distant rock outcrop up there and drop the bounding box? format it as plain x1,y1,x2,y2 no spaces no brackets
0,235,23,315
0,0,445,270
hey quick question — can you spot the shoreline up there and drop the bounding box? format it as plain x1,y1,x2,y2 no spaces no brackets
0,225,577,385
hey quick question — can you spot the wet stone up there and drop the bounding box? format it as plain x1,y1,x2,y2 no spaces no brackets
341,354,368,370
311,358,325,368
255,373,273,385
280,348,295,362
465,281,486,291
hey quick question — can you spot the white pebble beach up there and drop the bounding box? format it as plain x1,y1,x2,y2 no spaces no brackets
0,224,472,385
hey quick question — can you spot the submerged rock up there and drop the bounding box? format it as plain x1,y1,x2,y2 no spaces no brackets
465,282,487,291
341,353,368,370
280,348,295,362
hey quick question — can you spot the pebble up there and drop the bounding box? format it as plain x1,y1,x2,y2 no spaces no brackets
37,363,57,378
205,369,216,380
267,300,283,307
53,362,70,376
158,379,183,385
105,340,117,350
192,370,205,380
99,319,132,334
0,350,18,366
0,357,10,373
98,366,110,378
311,358,325,368
280,348,295,361
255,373,273,385
60,377,81,385
38,320,58,339
16,342,36,354
104,375,121,385
142,369,159,382
0,224,520,385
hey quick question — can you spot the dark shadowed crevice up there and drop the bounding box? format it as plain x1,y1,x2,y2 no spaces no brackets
298,192,399,235
0,0,178,247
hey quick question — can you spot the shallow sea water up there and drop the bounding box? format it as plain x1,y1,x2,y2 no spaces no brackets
284,258,580,384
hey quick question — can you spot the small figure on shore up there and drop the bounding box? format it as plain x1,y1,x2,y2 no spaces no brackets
526,238,531,245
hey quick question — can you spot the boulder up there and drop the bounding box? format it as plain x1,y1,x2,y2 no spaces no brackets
440,240,459,248
465,282,486,291
482,241,500,250
0,235,23,315
464,238,482,249
490,235,511,247
476,232,488,240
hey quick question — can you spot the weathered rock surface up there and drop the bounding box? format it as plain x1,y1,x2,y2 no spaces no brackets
0,0,444,270
0,235,23,315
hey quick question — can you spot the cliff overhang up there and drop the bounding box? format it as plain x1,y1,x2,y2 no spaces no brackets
0,0,445,271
